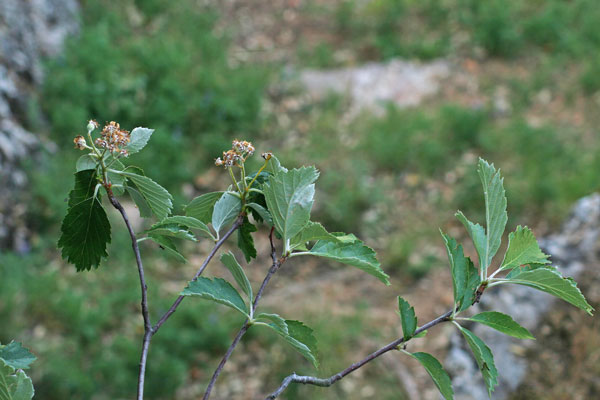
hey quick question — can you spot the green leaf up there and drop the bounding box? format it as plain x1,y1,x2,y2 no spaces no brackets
456,325,498,396
246,171,271,187
305,237,390,285
119,171,173,220
107,170,125,196
398,297,417,340
125,127,154,154
455,211,486,270
220,252,252,301
145,223,196,241
407,352,454,400
246,202,273,226
211,192,242,236
290,222,339,249
157,216,208,230
148,234,187,263
237,217,257,263
263,166,319,243
505,263,554,279
465,312,534,339
331,232,361,243
152,216,214,239
66,169,99,207
255,313,288,335
505,268,594,315
286,320,319,368
259,319,319,368
125,184,153,218
266,155,288,174
0,359,34,400
500,226,549,271
185,192,224,224
441,232,481,311
58,170,111,271
181,277,249,316
478,158,508,269
0,343,35,370
461,261,481,312
414,330,428,338
75,154,97,171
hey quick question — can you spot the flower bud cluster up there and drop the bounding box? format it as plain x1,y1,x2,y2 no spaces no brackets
215,150,242,167
232,139,255,155
215,139,255,167
94,121,130,157
73,135,87,150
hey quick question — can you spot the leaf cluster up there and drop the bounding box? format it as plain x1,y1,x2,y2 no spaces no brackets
58,127,594,400
0,342,36,400
400,158,593,399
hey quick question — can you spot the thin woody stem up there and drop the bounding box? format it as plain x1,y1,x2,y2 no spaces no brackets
201,323,250,400
152,215,244,333
265,278,494,399
109,192,242,400
202,227,282,400
107,192,152,400
265,310,454,399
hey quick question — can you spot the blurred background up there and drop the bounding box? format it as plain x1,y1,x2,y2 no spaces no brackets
1,0,599,399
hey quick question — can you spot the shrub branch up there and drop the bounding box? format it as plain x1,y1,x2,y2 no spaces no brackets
203,227,284,400
152,215,245,333
109,190,243,400
265,309,454,399
107,192,152,400
61,129,592,400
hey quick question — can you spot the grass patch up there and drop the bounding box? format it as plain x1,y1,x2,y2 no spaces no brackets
295,0,600,65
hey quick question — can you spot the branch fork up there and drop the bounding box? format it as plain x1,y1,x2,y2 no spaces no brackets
109,193,243,400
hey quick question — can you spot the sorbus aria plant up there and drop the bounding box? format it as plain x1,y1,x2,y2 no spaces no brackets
51,122,594,400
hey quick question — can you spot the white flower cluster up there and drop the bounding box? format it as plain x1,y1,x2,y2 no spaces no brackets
215,139,256,167
94,121,130,157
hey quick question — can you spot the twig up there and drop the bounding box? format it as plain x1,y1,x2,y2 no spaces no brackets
152,215,244,333
265,310,454,399
202,322,251,400
109,191,243,400
108,192,152,400
253,227,281,311
202,227,283,400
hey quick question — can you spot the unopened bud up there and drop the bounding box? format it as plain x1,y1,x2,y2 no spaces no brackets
87,120,99,133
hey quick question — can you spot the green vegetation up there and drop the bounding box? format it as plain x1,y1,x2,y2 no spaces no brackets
36,0,270,229
299,0,600,65
273,97,599,275
3,0,600,398
50,120,595,400
0,242,244,399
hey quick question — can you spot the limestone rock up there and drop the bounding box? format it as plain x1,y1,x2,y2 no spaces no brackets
299,59,450,116
0,0,79,251
445,194,600,399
